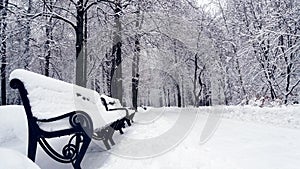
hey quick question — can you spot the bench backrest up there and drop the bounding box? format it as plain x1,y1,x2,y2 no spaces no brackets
100,94,123,111
9,69,123,128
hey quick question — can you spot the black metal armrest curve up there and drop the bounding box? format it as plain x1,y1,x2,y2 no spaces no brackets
37,112,76,123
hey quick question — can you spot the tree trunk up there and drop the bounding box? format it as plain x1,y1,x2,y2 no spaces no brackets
193,54,199,107
44,1,53,77
163,86,167,107
283,35,295,104
233,46,246,101
75,0,86,87
24,0,32,69
132,35,140,110
132,4,141,111
159,90,163,107
193,53,204,107
167,89,170,107
176,83,181,107
84,11,88,84
147,89,150,106
173,40,181,107
110,0,123,102
181,75,185,107
173,92,177,107
103,53,111,95
0,0,8,105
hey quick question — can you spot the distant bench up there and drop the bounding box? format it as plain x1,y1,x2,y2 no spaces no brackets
9,69,135,169
94,95,135,149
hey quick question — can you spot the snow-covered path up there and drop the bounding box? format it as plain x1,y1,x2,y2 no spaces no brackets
80,108,300,169
1,106,300,169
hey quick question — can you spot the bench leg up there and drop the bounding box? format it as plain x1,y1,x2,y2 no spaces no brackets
103,139,111,150
111,120,124,135
108,127,115,146
28,136,38,162
102,127,114,150
125,118,131,126
119,120,125,134
109,137,115,146
119,129,124,135
73,133,92,169
27,123,39,162
129,113,135,123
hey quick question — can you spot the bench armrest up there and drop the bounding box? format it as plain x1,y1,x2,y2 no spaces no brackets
37,112,75,123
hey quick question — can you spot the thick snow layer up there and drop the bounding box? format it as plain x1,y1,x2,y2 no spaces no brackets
0,105,27,154
1,105,299,169
85,107,300,169
0,148,41,169
199,105,300,129
9,69,126,129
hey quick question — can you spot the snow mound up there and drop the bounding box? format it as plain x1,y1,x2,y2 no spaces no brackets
0,148,41,169
197,105,300,129
0,105,27,148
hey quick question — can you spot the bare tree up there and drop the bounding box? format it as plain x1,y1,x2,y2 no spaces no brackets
110,0,123,101
131,2,142,110
0,0,8,105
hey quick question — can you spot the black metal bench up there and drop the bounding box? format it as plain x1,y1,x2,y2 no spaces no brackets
9,69,134,169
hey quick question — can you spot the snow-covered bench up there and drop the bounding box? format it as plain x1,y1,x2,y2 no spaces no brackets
9,69,132,169
92,96,136,150
100,95,136,133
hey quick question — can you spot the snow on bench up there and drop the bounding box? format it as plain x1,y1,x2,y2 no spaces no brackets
10,69,123,127
100,94,136,132
9,69,131,169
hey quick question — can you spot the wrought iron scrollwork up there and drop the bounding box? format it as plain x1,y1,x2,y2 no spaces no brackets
37,111,93,168
62,134,82,162
70,111,93,137
39,136,76,163
62,143,77,160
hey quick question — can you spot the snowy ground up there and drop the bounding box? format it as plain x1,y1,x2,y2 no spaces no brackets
0,105,300,169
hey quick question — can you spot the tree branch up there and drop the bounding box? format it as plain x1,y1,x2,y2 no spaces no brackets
44,2,77,18
85,0,116,13
69,0,77,6
286,80,300,96
29,12,76,29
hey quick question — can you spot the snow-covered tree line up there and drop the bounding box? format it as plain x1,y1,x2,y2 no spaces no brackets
212,0,300,105
0,0,299,107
